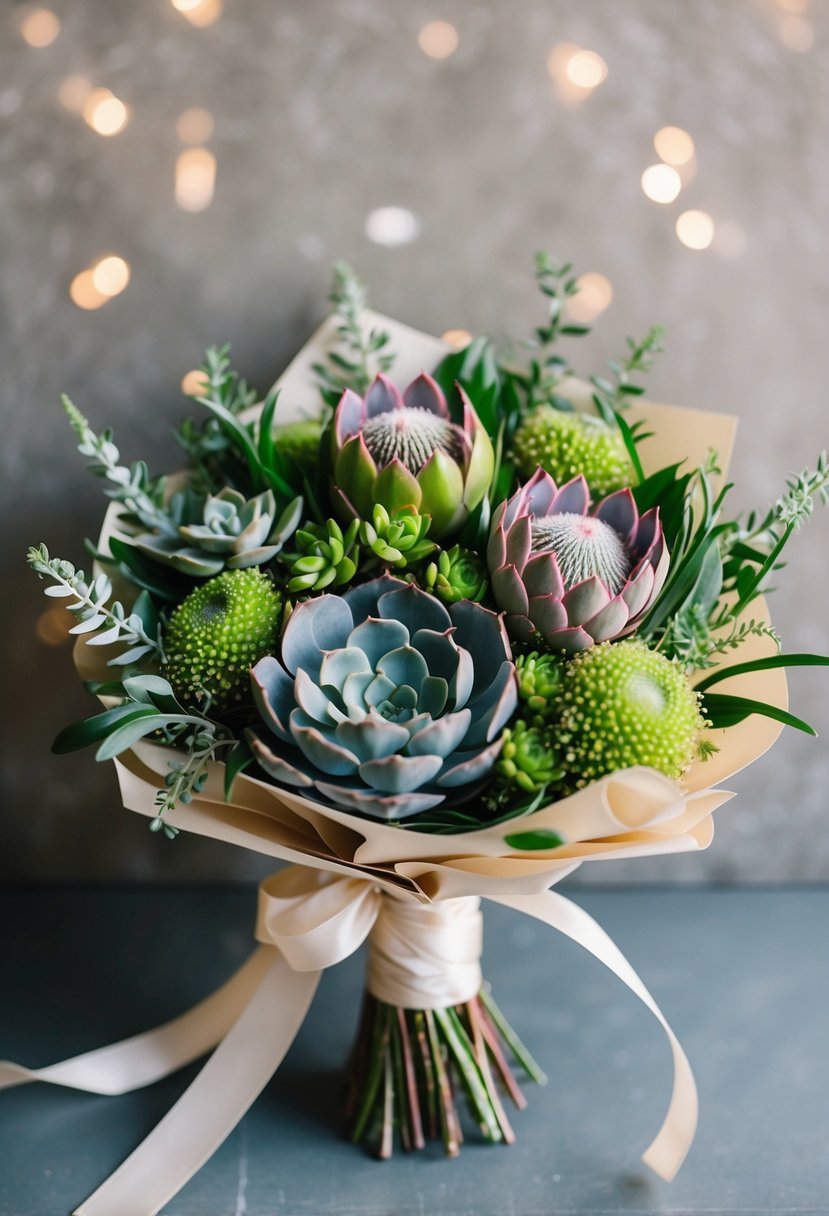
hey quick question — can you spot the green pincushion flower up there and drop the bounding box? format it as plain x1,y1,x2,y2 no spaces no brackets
274,418,323,477
424,545,488,605
511,408,632,498
163,568,281,709
514,650,563,725
497,721,563,793
557,640,705,786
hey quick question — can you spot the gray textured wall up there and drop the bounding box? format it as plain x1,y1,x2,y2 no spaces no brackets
3,0,828,884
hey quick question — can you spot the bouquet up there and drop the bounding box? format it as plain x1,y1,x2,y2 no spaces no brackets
11,258,829,1216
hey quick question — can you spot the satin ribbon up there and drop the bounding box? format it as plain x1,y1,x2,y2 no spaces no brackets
1,868,697,1214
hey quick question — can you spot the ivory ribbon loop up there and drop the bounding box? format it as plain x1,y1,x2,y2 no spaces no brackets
367,894,483,1009
490,890,698,1182
256,866,381,971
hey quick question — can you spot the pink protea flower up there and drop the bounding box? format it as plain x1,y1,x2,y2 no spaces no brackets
487,468,668,653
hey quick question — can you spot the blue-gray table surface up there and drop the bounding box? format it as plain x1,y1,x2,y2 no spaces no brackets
1,887,827,1216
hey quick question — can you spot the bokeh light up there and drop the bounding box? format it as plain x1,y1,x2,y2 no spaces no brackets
92,256,131,298
547,43,608,103
778,14,814,50
176,107,215,144
82,89,130,137
418,20,459,60
565,49,608,89
175,148,217,212
57,75,93,112
641,163,682,204
181,369,208,396
20,8,60,47
676,210,715,250
441,329,473,350
172,0,223,27
566,273,613,323
365,207,421,247
653,126,695,166
35,605,71,646
69,270,109,311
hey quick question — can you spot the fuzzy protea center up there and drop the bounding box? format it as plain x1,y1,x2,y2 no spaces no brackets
361,407,462,474
530,512,631,595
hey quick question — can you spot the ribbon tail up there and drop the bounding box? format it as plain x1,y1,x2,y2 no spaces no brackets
488,890,697,1182
0,946,275,1096
74,948,320,1216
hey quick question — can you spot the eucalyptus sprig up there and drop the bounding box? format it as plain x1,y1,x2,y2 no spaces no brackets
518,254,592,413
174,345,258,489
27,544,161,666
312,262,396,408
63,397,173,535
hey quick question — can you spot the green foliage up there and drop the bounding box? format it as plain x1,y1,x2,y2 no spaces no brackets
63,397,172,534
360,504,436,569
27,544,161,666
284,517,360,593
312,262,396,408
174,345,258,485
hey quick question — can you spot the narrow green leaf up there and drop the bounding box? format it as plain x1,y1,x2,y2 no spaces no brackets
52,704,159,754
695,653,829,693
95,713,177,760
702,692,817,736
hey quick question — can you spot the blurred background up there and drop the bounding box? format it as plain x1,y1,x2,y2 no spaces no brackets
2,0,827,884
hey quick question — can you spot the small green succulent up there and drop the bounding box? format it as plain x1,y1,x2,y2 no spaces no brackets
285,518,360,594
273,418,323,477
557,639,706,787
163,568,281,709
510,407,632,498
496,720,564,793
361,504,436,569
514,650,563,726
424,545,488,605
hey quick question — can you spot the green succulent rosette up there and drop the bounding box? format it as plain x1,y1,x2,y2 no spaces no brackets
134,488,303,577
285,517,360,594
513,650,563,725
424,545,488,605
361,504,435,569
331,373,494,539
247,573,517,821
496,720,564,793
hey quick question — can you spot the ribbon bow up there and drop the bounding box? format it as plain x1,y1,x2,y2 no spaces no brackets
0,868,697,1216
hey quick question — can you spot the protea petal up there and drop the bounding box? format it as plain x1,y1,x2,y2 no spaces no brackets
402,371,449,416
505,513,532,570
491,564,529,616
523,551,565,599
333,435,377,519
584,596,630,642
522,467,559,517
364,373,403,417
527,594,569,638
373,459,422,514
416,449,465,535
334,388,366,444
551,474,591,516
594,487,638,543
562,576,611,625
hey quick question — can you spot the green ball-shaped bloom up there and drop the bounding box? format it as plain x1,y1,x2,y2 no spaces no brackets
163,568,281,709
557,640,705,787
497,720,563,793
274,418,323,477
514,650,563,725
425,545,488,605
511,408,632,498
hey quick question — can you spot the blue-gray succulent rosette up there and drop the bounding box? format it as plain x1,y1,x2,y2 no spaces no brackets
248,575,517,821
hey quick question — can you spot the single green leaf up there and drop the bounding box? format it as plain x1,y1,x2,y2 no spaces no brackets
695,653,829,693
52,704,159,754
702,692,817,736
95,713,177,760
503,829,564,851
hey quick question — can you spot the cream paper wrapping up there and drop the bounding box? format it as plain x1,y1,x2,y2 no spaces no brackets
3,313,789,1216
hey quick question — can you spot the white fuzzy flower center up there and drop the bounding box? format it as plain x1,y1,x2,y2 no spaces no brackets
361,407,461,473
530,512,631,594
